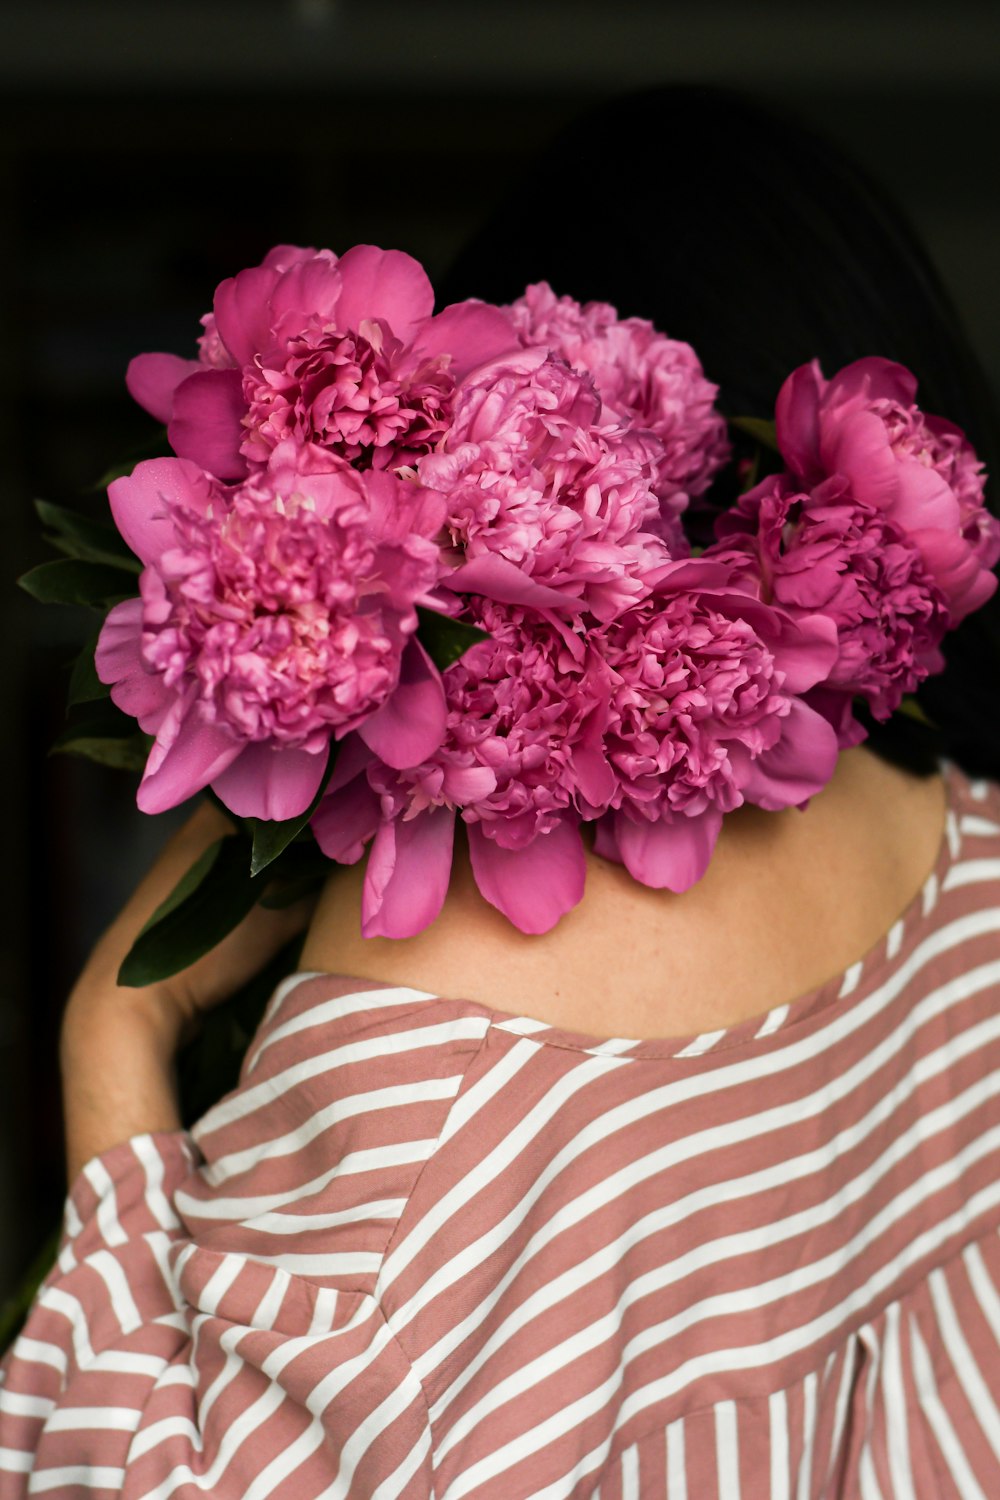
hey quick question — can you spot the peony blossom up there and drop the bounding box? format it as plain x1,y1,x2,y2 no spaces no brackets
776,356,1000,624
711,472,951,748
95,445,449,820
591,557,840,892
126,243,520,483
419,346,669,620
509,281,730,528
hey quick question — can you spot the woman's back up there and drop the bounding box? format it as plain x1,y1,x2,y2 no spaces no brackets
300,744,949,1044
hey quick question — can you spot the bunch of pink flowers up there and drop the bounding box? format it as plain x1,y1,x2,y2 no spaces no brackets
97,243,1000,936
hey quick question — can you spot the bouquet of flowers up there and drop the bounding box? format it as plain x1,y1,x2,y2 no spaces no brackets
21,242,1000,993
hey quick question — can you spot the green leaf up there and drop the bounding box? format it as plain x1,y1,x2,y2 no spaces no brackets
50,734,151,772
67,630,110,707
136,837,226,939
416,605,490,671
729,416,779,451
34,499,141,572
117,832,265,987
897,695,940,730
247,747,338,877
18,559,137,609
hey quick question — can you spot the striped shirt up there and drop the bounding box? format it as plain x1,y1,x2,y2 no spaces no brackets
2,754,1000,1497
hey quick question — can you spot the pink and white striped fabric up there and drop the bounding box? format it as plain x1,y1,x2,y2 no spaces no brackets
3,755,1000,1497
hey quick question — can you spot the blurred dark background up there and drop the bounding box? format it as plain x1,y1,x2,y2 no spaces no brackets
2,0,999,1303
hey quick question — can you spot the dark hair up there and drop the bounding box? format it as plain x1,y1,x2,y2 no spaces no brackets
439,84,1000,781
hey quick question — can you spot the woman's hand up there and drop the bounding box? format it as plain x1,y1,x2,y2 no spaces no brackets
59,798,317,1185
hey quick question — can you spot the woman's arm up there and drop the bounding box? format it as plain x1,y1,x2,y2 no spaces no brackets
58,799,315,1185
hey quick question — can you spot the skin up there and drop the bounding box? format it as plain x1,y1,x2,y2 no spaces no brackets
61,743,947,1185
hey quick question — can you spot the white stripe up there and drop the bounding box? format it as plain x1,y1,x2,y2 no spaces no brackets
857,1323,885,1500
881,1300,917,1499
133,1134,183,1230
715,1400,740,1497
796,1369,817,1499
307,1287,340,1335
36,1286,93,1369
909,1311,988,1499
947,809,963,858
958,814,1000,838
88,1247,142,1334
27,1464,126,1491
0,1446,33,1473
943,857,1000,891
666,1416,687,1499
198,1011,487,1139
620,1440,640,1498
839,960,864,998
769,1386,790,1500
237,1197,407,1236
84,1157,128,1248
822,1338,860,1491
63,1197,83,1241
755,1004,790,1039
674,1029,727,1058
885,919,905,961
962,1238,1000,1343
0,1388,54,1418
245,977,408,1071
198,1253,244,1316
417,998,1000,1413
928,1263,1000,1460
90,1348,169,1378
200,1070,468,1184
44,1404,142,1433
128,1415,204,1460
251,1269,289,1332
921,871,940,917
176,1138,436,1220
430,1066,1000,1464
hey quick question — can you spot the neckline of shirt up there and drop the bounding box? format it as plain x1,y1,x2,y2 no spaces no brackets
287,756,975,1062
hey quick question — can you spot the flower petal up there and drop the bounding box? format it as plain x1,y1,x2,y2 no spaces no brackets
107,457,213,567
734,698,839,811
94,598,144,685
212,264,282,367
412,301,520,382
361,805,456,938
357,639,446,770
615,805,723,893
211,742,330,820
137,708,243,814
311,769,380,865
445,554,575,610
467,817,585,933
126,352,202,423
824,356,917,411
334,246,434,343
168,369,247,481
775,359,824,480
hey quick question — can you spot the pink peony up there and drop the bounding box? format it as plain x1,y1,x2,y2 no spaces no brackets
126,243,519,483
711,472,951,747
509,281,730,523
419,346,669,620
95,445,449,819
593,557,840,892
776,357,1000,623
312,598,614,935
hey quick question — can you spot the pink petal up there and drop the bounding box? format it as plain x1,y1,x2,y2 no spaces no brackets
212,264,282,367
327,733,376,795
107,457,213,567
94,598,144,685
111,674,173,735
573,745,616,807
211,742,330,820
775,359,824,480
733,698,839,811
334,246,434,343
441,763,498,803
824,356,917,411
467,817,586,933
889,457,960,535
311,769,380,865
908,526,999,623
824,410,899,509
168,369,247,482
411,301,520,382
126,352,202,423
445,554,575,610
361,805,456,938
615,805,723,893
357,639,446,770
768,609,840,694
268,255,344,338
137,706,243,814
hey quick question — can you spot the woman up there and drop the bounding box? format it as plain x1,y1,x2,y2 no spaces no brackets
3,87,1000,1497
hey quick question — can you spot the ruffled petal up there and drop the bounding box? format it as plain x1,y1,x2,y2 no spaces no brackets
126,352,202,423
361,805,456,938
310,765,380,865
615,805,723,893
333,246,434,343
212,263,282,367
168,369,247,481
107,458,213,567
411,301,520,382
908,525,999,623
357,639,446,770
735,698,840,811
775,359,824,480
211,742,330,821
136,705,243,815
467,817,585,933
